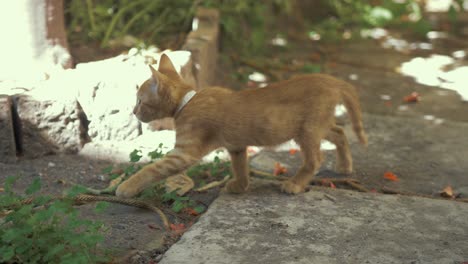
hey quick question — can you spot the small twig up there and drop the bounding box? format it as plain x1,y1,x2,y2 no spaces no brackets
345,181,369,192
323,194,337,202
310,178,360,185
250,168,289,181
83,173,125,195
250,169,368,192
381,187,468,204
195,176,230,192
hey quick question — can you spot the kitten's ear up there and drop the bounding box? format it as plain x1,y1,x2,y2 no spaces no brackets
149,64,159,77
149,65,161,94
158,54,180,80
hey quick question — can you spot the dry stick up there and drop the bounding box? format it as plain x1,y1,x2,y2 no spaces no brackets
345,181,370,192
250,169,367,192
84,174,126,195
195,175,230,192
250,168,289,181
381,187,468,204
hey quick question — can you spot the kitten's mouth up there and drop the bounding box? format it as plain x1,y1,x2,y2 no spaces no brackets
134,114,150,123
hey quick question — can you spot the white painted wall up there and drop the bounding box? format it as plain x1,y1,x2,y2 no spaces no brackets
0,0,70,85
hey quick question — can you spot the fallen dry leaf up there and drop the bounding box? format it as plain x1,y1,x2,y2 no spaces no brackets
289,149,298,155
170,223,186,235
383,171,399,181
273,162,288,176
403,92,420,103
440,186,454,198
0,187,4,192
182,208,199,216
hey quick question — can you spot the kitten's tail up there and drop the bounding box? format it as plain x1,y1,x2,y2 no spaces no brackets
340,84,368,146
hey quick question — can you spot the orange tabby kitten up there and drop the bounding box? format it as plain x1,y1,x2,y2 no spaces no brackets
116,54,367,198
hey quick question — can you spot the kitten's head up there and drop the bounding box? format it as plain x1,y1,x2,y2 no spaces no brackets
133,54,190,122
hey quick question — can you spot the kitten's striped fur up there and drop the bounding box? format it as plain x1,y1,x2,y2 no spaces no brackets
116,54,367,198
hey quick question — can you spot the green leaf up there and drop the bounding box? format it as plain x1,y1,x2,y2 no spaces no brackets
171,200,185,213
65,185,88,198
129,149,143,162
365,6,393,26
44,244,65,261
302,63,321,73
25,177,41,195
162,190,178,202
101,166,113,174
94,201,110,213
0,246,14,262
193,205,205,214
3,176,17,193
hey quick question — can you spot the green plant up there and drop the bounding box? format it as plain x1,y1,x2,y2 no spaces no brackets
66,0,292,55
162,190,204,214
0,177,107,263
186,154,231,180
313,0,432,40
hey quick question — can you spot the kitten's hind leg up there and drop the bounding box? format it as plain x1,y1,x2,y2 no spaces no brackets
225,148,250,193
325,125,352,174
281,135,322,194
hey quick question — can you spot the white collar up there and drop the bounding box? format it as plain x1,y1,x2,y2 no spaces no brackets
175,90,196,115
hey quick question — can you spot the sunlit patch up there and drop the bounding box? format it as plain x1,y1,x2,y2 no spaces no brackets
320,140,336,151
342,30,352,40
334,104,347,117
424,115,435,121
425,0,454,12
400,55,454,86
398,105,409,111
439,66,468,101
400,54,468,101
426,31,448,40
348,74,359,81
360,28,388,39
308,31,321,41
248,72,267,82
192,18,199,31
452,50,466,59
382,37,410,52
380,94,391,101
271,36,287,47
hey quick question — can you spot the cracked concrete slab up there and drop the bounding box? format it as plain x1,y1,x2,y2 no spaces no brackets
161,181,468,264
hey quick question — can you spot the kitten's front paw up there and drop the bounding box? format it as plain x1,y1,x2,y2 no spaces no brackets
280,180,305,194
116,180,142,198
225,179,248,194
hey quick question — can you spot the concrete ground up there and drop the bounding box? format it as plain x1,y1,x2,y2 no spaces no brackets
161,182,468,264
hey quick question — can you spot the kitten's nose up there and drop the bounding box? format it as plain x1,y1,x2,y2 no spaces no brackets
133,107,137,115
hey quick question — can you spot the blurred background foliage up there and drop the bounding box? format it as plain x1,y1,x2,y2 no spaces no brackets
65,0,464,55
